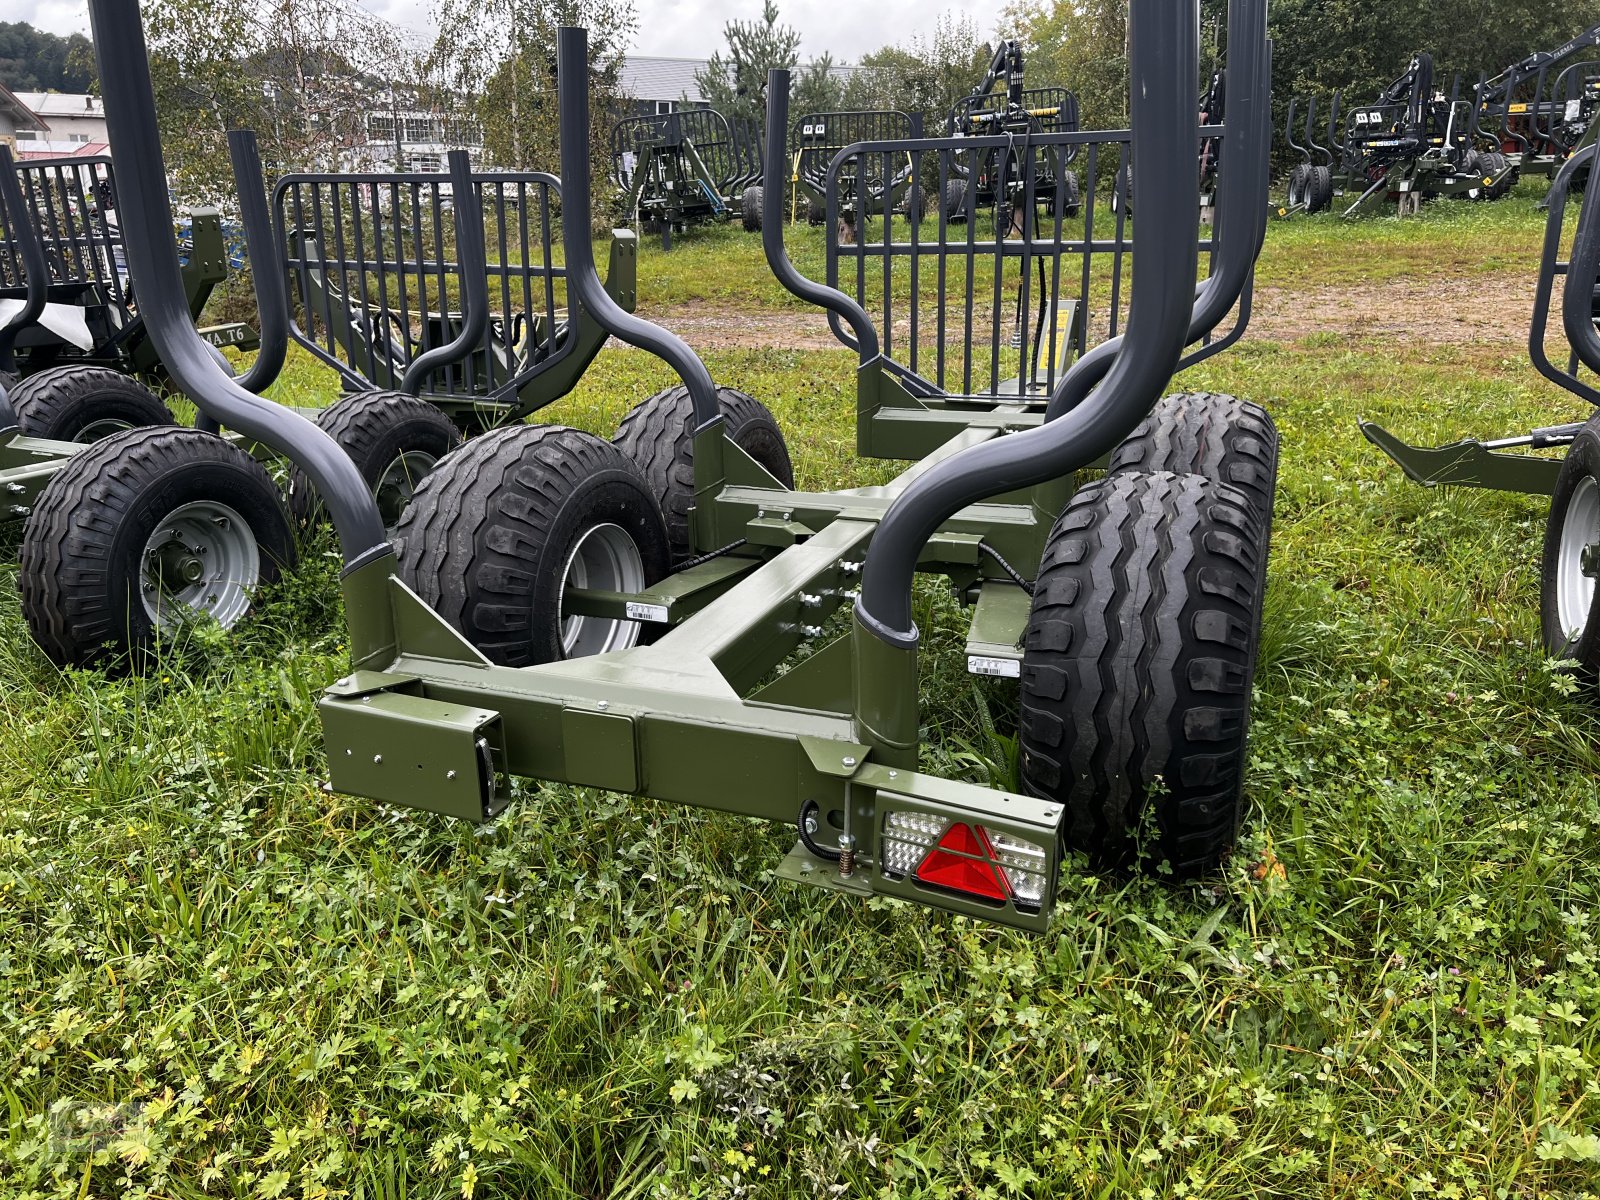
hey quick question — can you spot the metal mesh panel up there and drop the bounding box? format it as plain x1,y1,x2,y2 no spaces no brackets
610,109,759,213
0,156,128,313
816,125,1231,402
273,170,573,406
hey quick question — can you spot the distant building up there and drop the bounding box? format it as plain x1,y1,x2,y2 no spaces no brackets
0,83,51,150
617,57,711,117
344,93,485,173
12,92,109,158
614,56,859,119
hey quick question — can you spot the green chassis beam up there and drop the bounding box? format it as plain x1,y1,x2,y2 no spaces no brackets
1361,420,1563,496
322,426,1069,932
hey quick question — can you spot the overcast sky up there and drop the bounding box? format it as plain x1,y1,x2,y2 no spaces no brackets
13,0,1003,63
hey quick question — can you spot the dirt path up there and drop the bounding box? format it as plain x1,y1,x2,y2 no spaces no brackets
641,272,1537,352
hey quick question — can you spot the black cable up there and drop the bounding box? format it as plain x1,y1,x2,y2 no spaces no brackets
796,798,843,862
977,540,1035,595
676,537,749,572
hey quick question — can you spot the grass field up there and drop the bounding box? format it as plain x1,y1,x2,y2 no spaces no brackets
4,180,1600,1199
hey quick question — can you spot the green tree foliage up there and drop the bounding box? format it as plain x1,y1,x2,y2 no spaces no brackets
841,15,988,133
1005,0,1600,160
791,53,844,118
693,1,843,123
141,0,440,203
0,21,95,93
694,0,800,120
430,0,634,220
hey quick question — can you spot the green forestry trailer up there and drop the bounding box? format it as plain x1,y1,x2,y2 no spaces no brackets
1474,21,1600,187
0,151,256,393
24,0,1273,933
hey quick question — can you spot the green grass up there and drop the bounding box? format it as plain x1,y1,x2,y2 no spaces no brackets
6,181,1600,1198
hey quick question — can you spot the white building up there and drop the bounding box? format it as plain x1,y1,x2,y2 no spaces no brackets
0,84,51,151
12,92,109,159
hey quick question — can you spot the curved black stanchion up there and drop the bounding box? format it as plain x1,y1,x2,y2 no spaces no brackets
555,27,723,433
1527,147,1600,406
87,0,388,568
1044,0,1268,418
398,149,489,397
760,73,881,364
857,0,1203,642
0,144,48,392
227,129,289,396
1560,146,1600,377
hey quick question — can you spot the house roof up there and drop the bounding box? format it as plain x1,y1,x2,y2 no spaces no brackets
617,55,860,104
14,92,104,120
618,56,712,104
0,83,49,134
17,141,110,160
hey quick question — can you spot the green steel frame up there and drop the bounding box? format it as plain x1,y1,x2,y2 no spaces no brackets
80,0,1269,933
1363,145,1600,494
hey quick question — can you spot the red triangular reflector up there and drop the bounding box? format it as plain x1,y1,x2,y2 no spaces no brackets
915,823,1010,900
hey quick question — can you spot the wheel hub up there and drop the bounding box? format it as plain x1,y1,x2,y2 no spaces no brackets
373,450,439,532
1557,477,1600,639
557,522,647,658
139,500,260,631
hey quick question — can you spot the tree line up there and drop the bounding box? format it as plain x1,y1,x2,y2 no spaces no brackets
0,20,94,94
11,0,1600,205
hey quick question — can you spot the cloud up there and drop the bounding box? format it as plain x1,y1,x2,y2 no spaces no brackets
13,0,1005,64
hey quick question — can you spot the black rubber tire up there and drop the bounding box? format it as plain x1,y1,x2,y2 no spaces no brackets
285,389,462,528
612,385,795,563
742,185,764,233
1286,162,1313,210
19,426,296,669
7,364,172,442
1113,161,1133,215
806,198,826,226
1019,471,1268,873
1060,171,1082,218
1480,151,1512,201
1307,165,1334,213
1107,393,1278,529
1540,413,1600,671
394,425,670,667
942,178,967,224
0,369,17,396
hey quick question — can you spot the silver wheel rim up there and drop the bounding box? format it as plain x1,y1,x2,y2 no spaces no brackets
140,499,261,631
557,522,646,658
1557,475,1600,642
374,450,438,533
76,417,136,442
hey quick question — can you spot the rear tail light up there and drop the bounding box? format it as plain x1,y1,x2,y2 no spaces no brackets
881,811,1048,912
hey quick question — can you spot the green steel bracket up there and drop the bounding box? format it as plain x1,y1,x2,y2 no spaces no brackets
746,513,818,547
775,845,875,897
749,635,856,715
320,678,506,821
0,432,85,521
1361,420,1563,496
799,733,872,776
923,530,983,565
964,581,1032,679
565,553,761,626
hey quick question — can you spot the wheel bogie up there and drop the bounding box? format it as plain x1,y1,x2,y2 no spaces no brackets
612,384,795,563
286,389,463,530
394,424,671,667
19,426,296,669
